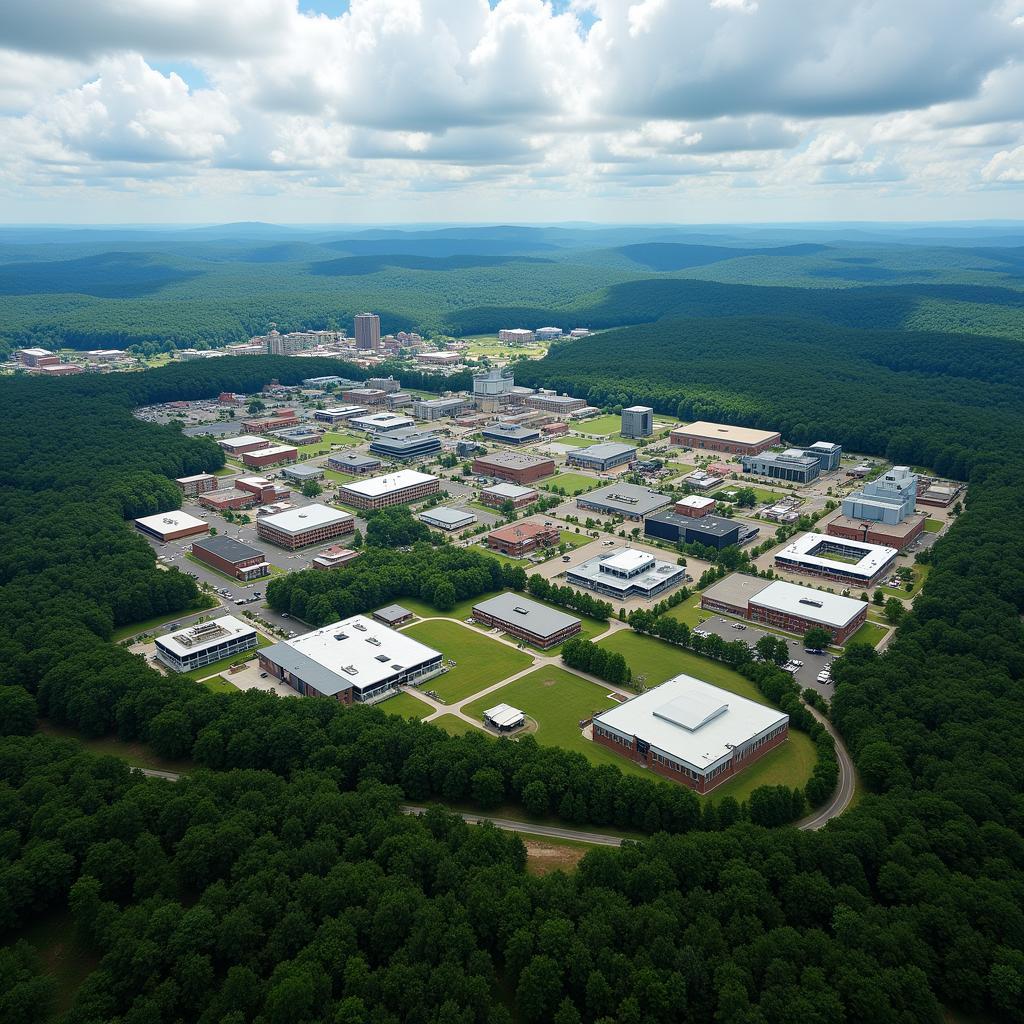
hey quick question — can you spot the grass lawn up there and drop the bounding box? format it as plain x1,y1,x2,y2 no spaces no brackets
382,691,433,720
203,676,242,694
845,621,889,648
598,630,767,703
541,472,600,495
112,595,220,642
554,435,600,447
430,714,490,736
400,590,502,623
403,620,533,702
462,666,649,776
323,469,356,484
559,529,593,548
37,721,194,774
214,466,236,476
295,432,363,455
574,414,624,435
881,563,930,599
924,518,944,533
664,592,712,628
706,730,817,804
711,485,786,504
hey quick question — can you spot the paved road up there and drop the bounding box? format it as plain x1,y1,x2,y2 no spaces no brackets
796,704,857,831
401,805,625,846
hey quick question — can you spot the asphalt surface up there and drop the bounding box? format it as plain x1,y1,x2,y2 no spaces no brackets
796,705,857,830
401,805,626,846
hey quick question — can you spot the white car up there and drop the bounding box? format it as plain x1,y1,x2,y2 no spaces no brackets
816,670,832,684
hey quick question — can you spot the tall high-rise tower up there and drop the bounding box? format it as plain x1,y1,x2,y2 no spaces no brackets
354,313,381,351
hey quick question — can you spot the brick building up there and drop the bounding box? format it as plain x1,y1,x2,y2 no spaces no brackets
241,444,298,469
670,420,781,455
486,522,560,557
471,593,581,649
256,503,355,549
241,410,299,433
175,473,218,497
337,470,439,511
191,535,270,581
472,450,555,485
479,483,538,510
135,510,210,542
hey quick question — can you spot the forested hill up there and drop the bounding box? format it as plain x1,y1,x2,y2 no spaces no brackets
0,344,1023,1022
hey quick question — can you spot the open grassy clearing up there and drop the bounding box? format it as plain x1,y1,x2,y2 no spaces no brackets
559,529,594,548
924,518,944,533
111,595,220,641
524,837,590,876
403,619,533,702
203,676,242,694
846,621,889,648
429,715,489,736
541,472,600,495
552,435,600,448
37,721,194,774
880,563,930,598
712,485,788,504
462,665,649,776
382,690,433,720
706,730,818,804
573,415,624,434
323,469,356,484
664,592,712,628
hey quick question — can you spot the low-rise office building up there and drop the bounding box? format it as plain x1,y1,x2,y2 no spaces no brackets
621,406,654,439
273,426,321,446
471,593,581,649
481,423,541,446
135,509,210,542
542,421,569,437
741,449,822,484
218,435,270,457
314,406,364,424
338,470,439,511
155,616,258,674
486,522,560,557
310,545,361,570
671,420,781,455
644,512,742,549
369,428,442,461
350,412,416,434
472,450,555,484
259,615,443,704
576,483,671,521
524,393,587,415
682,469,725,491
419,506,476,531
342,388,390,407
592,674,789,793
236,476,289,500
917,478,962,507
413,397,469,420
256,503,355,549
242,411,299,433
199,487,261,511
774,532,898,587
674,495,716,517
328,452,382,475
566,548,687,600
373,604,414,627
479,482,538,509
499,328,535,344
281,464,325,483
241,444,298,469
175,473,218,497
802,441,843,472
567,441,637,472
191,535,270,581
700,573,867,644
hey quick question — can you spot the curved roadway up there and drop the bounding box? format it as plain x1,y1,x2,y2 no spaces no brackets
795,704,857,830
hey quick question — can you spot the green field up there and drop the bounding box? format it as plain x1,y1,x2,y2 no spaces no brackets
706,730,818,804
430,714,489,737
924,518,944,533
542,472,599,495
559,529,594,548
382,691,433,720
295,432,362,455
462,666,648,776
598,630,767,702
552,435,599,447
111,595,220,641
881,563,931,598
323,469,356,484
846,621,889,648
403,620,533,702
664,592,712,628
573,415,625,435
203,676,242,694
711,485,786,504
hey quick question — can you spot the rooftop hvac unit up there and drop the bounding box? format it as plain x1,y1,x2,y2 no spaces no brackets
513,606,529,615
799,599,824,608
342,665,358,676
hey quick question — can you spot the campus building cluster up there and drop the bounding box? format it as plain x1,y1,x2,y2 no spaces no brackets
566,548,687,601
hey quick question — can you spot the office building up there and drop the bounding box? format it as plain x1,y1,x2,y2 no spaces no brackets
36,363,84,377
621,406,654,439
256,503,355,550
199,487,260,511
671,420,781,455
481,423,541,446
343,388,390,408
418,507,477,531
802,441,843,472
191,536,270,581
535,327,563,341
354,313,381,351
219,435,270,457
542,422,569,437
471,593,581,649
566,548,687,601
281,464,325,483
415,351,462,367
236,476,289,500
682,469,725,491
338,470,439,511
674,495,716,517
311,545,361,571
241,411,300,433
350,412,416,434
366,376,400,393
17,347,58,367
822,509,925,551
576,483,671,521
135,510,210,542
260,615,443,704
774,533,898,587
328,452,383,475
524,393,587,415
273,426,321,446
567,441,637,472
472,450,555,485
592,674,789,793
155,616,258,674
241,445,297,469
413,397,469,420
701,574,867,644
175,473,218,497
644,512,743,549
314,406,364,424
479,482,538,510
499,328,535,344
369,428,442,461
486,522,560,557
741,449,821,484
841,466,918,524
373,605,414,627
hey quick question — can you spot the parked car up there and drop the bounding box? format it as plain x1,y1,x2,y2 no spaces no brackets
816,670,832,684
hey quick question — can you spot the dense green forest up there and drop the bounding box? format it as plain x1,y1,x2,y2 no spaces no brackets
1,323,1023,1023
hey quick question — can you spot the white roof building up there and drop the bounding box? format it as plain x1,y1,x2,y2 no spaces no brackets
257,503,351,536
218,435,270,451
342,470,438,500
418,507,477,530
750,580,866,630
154,615,257,672
775,532,898,584
134,509,209,540
350,412,416,433
483,703,526,729
566,547,687,600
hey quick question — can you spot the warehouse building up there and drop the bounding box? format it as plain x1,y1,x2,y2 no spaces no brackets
576,483,671,521
369,428,442,461
350,412,416,434
481,423,541,446
241,444,298,469
338,470,439,511
701,573,867,644
135,509,210,542
175,473,218,497
242,410,300,433
592,674,789,793
644,512,743,549
154,616,257,673
741,449,822,484
471,593,581,649
418,506,477,531
191,535,270,581
314,406,364,424
567,441,637,472
218,435,270,456
486,522,560,557
479,482,538,509
775,533,898,587
674,495,716,518
281,464,325,483
621,406,654,439
524,393,587,415
413,397,469,420
670,420,781,455
256,503,355,549
566,548,687,600
259,615,443,704
472,450,555,485
328,452,383,475
802,441,843,472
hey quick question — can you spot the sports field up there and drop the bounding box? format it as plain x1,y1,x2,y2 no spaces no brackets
402,619,532,702
541,472,598,495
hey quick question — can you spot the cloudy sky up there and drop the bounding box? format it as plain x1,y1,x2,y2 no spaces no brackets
1,0,1023,223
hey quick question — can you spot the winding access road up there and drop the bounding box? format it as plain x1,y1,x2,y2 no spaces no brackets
795,705,857,830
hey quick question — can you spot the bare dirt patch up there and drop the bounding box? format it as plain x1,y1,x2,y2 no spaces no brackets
524,840,587,876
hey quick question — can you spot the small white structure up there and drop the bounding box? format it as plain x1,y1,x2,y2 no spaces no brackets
483,703,526,731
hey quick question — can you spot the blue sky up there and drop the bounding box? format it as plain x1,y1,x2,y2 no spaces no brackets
0,0,1021,223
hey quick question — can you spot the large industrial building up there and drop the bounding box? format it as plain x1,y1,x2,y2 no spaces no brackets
621,406,654,439
499,328,535,344
481,423,541,446
472,593,581,649
486,522,560,557
567,441,637,472
822,510,925,551
369,428,442,461
135,510,209,542
259,614,443,703
413,397,469,420
774,532,898,587
524,393,588,416
566,548,687,600
472,450,555,485
256,503,355,549
841,466,918,524
191,535,270,581
473,367,515,412
670,420,781,455
479,482,538,510
241,444,298,469
741,448,821,484
338,470,439,511
175,473,218,497
155,616,258,674
700,573,868,644
592,674,789,793
576,483,671,521
644,512,745,549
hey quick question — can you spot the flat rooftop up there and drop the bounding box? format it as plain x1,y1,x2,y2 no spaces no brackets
821,509,926,539
677,495,716,510
568,550,686,594
282,464,325,478
419,506,476,528
777,532,898,576
594,673,788,772
474,450,553,468
573,441,637,460
700,573,774,608
219,434,268,448
156,615,255,658
673,421,781,445
647,511,739,538
473,593,580,637
246,444,296,458
135,509,207,533
481,482,537,499
258,503,353,535
329,452,381,467
192,534,266,564
752,580,867,629
350,413,415,429
341,470,438,498
579,483,671,516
